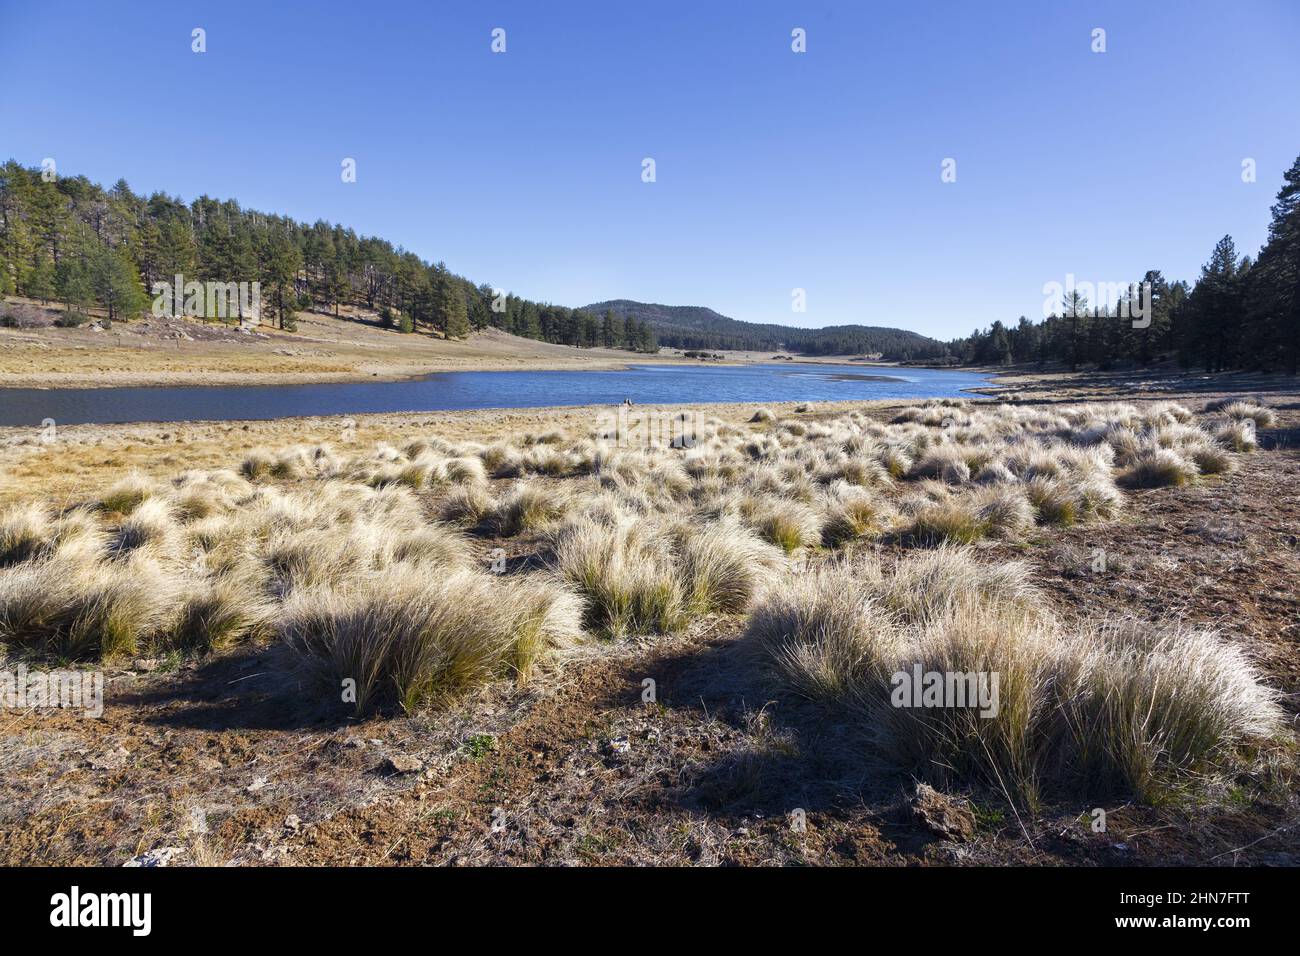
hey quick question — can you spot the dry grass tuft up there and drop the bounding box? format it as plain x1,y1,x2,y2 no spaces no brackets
280,567,582,713
747,550,1282,802
1120,449,1198,488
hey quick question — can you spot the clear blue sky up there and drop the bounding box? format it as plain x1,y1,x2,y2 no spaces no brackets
2,0,1297,339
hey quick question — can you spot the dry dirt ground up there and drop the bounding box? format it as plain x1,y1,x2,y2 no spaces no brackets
1,380,1298,867
0,299,700,388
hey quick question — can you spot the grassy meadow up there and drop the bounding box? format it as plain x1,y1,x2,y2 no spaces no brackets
2,390,1295,866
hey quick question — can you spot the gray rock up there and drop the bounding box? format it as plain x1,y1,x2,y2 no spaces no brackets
87,746,130,771
124,847,186,868
386,754,423,774
906,783,976,842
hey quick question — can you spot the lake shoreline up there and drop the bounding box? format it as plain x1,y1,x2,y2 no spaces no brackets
0,363,993,428
0,302,958,390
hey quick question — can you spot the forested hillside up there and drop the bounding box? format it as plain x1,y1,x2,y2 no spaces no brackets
584,299,949,360
0,161,659,351
950,155,1300,375
4,156,1296,374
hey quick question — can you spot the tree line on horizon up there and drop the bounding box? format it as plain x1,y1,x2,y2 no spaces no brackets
951,155,1300,375
2,156,1296,373
0,161,659,352
586,300,950,360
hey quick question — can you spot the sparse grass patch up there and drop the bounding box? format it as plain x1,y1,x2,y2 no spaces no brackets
551,517,686,639
98,475,156,514
1120,449,1198,488
904,499,987,545
280,567,581,713
747,550,1282,803
492,482,569,536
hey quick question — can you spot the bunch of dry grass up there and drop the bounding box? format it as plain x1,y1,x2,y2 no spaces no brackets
749,571,903,702
438,484,494,527
1206,398,1277,428
903,498,987,545
0,502,51,567
821,489,895,547
746,549,1281,802
445,456,488,485
0,554,181,659
98,475,157,514
744,497,823,553
1060,620,1283,800
107,497,182,561
909,445,972,484
1025,476,1078,525
865,547,1043,624
1120,448,1198,488
969,485,1035,539
666,517,784,614
551,517,686,638
1187,442,1236,475
169,576,274,653
280,567,582,713
1213,420,1259,452
239,449,276,481
491,482,570,536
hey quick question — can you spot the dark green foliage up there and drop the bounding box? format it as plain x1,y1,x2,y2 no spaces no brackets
951,157,1300,375
0,161,650,354
54,310,91,328
584,299,941,359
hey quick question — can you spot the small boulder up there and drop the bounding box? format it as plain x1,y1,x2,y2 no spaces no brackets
386,754,423,774
906,783,976,842
87,746,130,771
124,847,186,868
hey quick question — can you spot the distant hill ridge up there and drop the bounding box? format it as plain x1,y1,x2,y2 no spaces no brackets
582,299,947,360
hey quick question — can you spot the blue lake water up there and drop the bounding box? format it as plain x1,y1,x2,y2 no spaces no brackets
0,363,992,427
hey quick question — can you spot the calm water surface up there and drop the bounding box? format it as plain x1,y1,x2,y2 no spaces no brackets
0,363,992,427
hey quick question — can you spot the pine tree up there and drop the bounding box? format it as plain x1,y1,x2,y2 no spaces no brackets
601,309,623,348
26,256,55,303
1184,236,1244,372
260,232,302,330
55,257,93,314
91,247,147,323
1246,156,1300,373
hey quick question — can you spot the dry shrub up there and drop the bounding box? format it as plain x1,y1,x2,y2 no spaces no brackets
550,517,685,638
747,498,823,553
1120,448,1198,488
280,567,582,713
438,484,494,527
747,551,1282,802
904,498,986,545
492,482,570,536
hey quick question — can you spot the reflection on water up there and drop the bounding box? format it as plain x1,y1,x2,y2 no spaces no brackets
0,363,991,427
